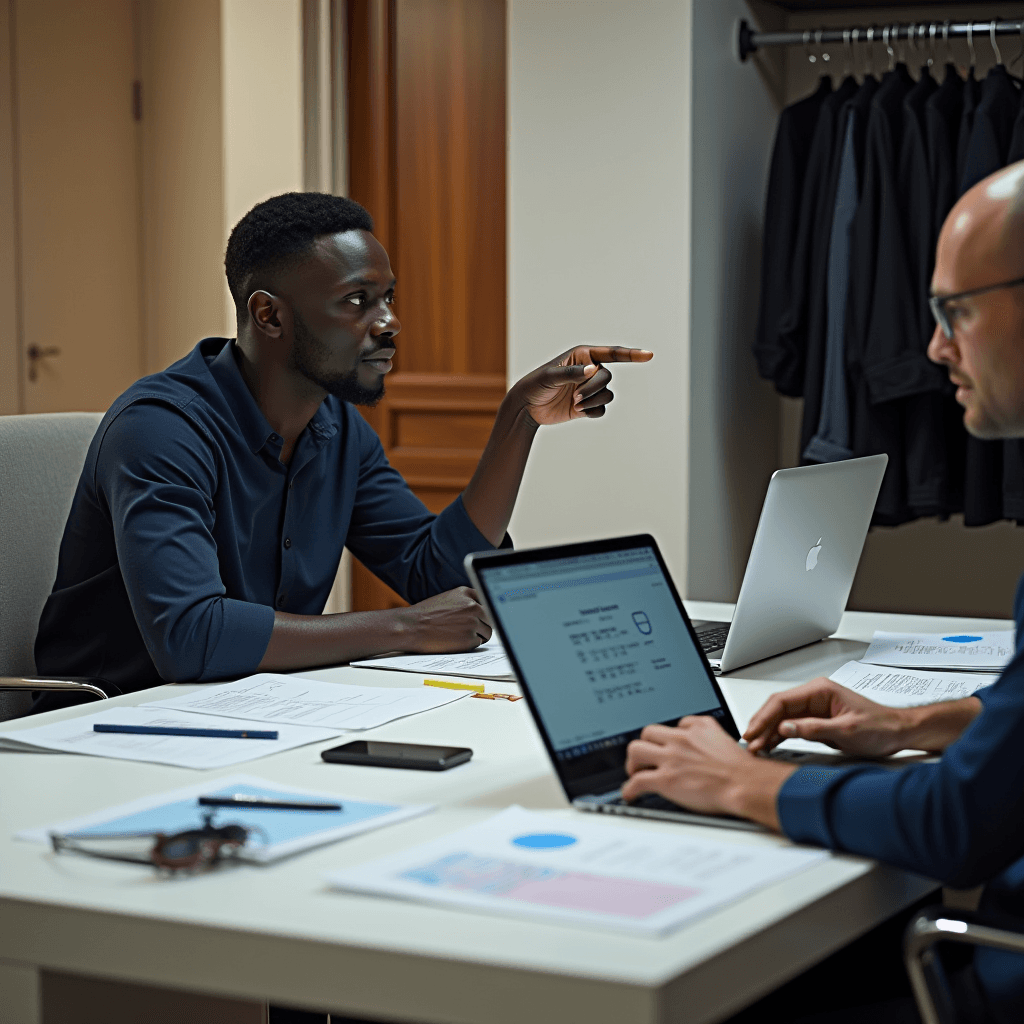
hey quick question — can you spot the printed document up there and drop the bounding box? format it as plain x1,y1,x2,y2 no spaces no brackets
0,706,338,769
351,637,514,680
18,774,430,863
144,674,467,730
862,631,1014,672
830,661,997,706
325,806,828,937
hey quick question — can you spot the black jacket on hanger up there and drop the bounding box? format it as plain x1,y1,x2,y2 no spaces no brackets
798,76,877,461
956,67,981,192
755,77,856,398
960,63,1020,193
845,65,916,524
926,65,964,252
1006,84,1024,162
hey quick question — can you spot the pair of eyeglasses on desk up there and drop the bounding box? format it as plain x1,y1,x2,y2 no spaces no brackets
49,812,263,872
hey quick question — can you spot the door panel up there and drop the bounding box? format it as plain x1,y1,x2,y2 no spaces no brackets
15,0,142,413
347,0,506,611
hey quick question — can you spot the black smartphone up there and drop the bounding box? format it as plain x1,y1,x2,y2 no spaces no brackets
320,740,472,771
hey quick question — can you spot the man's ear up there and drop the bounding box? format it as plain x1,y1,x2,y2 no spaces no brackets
247,290,286,338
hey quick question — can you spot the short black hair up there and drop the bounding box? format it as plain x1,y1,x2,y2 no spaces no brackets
224,192,374,319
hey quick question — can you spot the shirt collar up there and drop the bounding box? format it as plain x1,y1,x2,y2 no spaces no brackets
205,338,341,454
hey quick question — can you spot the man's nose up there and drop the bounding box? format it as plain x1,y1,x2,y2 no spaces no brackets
927,322,952,365
371,305,401,338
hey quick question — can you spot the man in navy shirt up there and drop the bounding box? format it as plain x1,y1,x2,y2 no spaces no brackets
624,161,1024,1024
35,192,652,693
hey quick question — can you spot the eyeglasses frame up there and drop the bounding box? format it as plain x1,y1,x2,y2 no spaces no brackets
929,275,1024,339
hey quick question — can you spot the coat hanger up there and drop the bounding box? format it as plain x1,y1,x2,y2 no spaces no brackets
928,22,937,69
883,25,895,72
865,26,875,78
815,29,831,73
967,22,976,72
803,29,817,66
1011,21,1024,71
943,21,953,66
990,21,1003,67
843,28,853,80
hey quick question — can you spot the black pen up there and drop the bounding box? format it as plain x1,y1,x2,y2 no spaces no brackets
198,794,342,812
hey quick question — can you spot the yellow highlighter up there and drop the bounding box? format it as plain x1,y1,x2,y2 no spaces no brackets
423,678,485,694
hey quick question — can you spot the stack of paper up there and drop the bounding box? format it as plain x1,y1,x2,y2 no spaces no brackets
351,637,514,680
830,661,997,707
862,631,1014,672
18,775,430,863
0,707,339,769
325,806,828,937
143,673,468,730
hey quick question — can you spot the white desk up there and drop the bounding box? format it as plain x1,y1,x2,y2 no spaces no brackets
0,606,1010,1024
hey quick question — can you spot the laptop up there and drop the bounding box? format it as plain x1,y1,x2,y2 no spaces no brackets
466,535,778,832
694,455,887,673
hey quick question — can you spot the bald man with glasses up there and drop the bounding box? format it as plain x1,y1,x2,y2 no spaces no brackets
621,162,1024,1023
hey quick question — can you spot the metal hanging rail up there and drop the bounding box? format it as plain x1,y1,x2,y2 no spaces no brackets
737,17,1024,62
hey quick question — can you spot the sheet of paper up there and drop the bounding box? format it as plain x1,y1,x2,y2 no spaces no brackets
325,806,828,937
350,637,514,680
143,674,467,730
862,631,1015,672
830,660,998,706
18,774,430,863
0,707,338,769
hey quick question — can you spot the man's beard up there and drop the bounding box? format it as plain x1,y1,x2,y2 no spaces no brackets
290,312,386,407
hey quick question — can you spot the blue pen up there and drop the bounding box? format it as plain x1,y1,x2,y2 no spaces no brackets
93,724,279,740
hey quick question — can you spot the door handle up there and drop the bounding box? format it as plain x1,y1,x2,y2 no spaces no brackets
26,344,61,382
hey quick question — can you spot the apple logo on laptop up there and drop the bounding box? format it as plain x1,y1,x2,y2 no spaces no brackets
805,538,822,572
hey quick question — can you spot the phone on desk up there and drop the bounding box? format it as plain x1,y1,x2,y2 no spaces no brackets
321,740,472,771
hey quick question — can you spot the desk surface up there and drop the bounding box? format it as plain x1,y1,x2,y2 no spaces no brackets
0,605,1010,1023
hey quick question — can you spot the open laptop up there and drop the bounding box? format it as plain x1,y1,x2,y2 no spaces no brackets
694,454,887,673
466,535,778,832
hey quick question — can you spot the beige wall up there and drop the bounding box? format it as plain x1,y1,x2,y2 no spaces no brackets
507,0,693,586
139,0,226,373
0,0,19,415
221,0,304,334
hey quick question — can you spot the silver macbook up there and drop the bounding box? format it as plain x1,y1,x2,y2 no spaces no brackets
466,535,771,832
694,455,887,673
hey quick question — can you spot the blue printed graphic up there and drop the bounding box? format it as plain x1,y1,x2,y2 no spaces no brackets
943,635,983,644
511,832,577,849
632,611,652,636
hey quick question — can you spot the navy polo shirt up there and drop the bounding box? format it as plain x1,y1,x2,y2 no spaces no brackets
35,338,501,691
779,576,1024,1022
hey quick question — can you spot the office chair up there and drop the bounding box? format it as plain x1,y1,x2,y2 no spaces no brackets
904,906,1024,1024
0,412,110,720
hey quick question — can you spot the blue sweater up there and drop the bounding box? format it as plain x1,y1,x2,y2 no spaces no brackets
779,578,1024,1022
36,338,500,690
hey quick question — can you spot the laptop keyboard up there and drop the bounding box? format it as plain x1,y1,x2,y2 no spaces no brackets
696,624,730,654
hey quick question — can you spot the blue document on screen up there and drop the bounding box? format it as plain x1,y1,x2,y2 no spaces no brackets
17,774,431,863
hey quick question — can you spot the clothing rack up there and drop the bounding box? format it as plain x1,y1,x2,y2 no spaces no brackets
737,17,1024,63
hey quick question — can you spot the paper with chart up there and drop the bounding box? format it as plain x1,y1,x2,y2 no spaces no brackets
143,674,467,730
0,706,339,769
829,661,998,707
861,631,1015,672
350,637,514,680
18,774,430,863
325,806,828,937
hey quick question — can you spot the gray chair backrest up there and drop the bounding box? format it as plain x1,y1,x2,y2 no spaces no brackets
0,412,103,678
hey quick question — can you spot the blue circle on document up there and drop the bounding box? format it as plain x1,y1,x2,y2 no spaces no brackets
943,635,983,643
512,832,577,849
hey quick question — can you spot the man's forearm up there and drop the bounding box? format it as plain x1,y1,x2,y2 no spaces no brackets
900,696,982,753
461,392,538,547
257,609,414,671
726,759,799,832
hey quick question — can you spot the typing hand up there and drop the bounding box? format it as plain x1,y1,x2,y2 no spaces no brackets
396,586,492,653
510,346,653,427
743,677,911,757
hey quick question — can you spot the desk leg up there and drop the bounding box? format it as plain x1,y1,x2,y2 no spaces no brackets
0,960,42,1024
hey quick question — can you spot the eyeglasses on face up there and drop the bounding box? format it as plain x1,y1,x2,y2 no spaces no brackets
50,812,259,872
929,275,1024,339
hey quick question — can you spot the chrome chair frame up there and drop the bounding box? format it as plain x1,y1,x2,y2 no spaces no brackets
905,906,1024,1024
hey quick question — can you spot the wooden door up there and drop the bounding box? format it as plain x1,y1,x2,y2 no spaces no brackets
346,0,506,610
12,0,142,413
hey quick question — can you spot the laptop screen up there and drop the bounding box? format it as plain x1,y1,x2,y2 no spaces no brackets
468,536,737,798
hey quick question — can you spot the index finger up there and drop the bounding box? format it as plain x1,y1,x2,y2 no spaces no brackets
585,346,654,363
743,681,834,748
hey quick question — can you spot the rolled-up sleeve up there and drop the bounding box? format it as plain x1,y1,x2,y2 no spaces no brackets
97,402,275,682
344,418,508,602
778,647,1024,888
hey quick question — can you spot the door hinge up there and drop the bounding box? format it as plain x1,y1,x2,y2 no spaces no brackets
132,80,142,121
